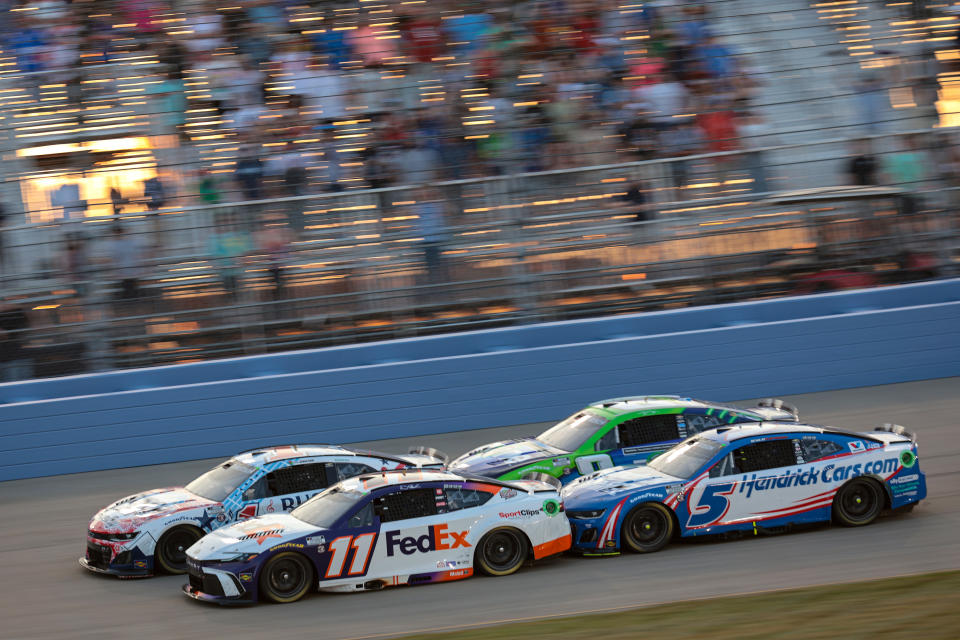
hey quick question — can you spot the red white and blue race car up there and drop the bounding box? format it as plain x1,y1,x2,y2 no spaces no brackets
562,423,925,554
81,445,445,577
183,469,571,604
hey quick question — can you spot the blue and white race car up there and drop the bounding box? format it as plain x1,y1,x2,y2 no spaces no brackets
183,469,571,604
562,422,925,554
82,445,445,577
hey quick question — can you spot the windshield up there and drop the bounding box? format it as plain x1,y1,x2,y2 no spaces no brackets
648,437,725,479
538,411,608,452
292,486,368,528
185,460,256,502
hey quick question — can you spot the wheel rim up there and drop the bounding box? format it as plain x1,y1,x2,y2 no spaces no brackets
841,481,879,522
162,529,197,568
268,557,307,598
628,508,668,547
482,531,523,572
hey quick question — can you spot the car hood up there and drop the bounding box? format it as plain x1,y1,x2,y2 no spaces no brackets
187,513,320,560
561,465,684,506
90,487,216,533
449,438,564,477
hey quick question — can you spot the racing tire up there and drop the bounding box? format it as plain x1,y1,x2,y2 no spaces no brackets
833,477,884,527
475,528,527,577
259,552,314,604
155,525,203,574
621,503,674,553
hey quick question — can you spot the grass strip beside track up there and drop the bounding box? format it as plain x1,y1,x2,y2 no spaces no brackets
395,570,960,640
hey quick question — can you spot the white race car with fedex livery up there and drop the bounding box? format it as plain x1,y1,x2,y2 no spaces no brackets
82,445,445,577
183,470,571,604
562,422,926,555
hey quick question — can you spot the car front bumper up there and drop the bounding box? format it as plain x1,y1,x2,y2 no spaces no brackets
78,556,152,578
182,583,254,606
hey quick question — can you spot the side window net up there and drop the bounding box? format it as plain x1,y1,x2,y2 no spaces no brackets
618,415,679,448
265,463,329,496
376,488,438,523
733,440,796,473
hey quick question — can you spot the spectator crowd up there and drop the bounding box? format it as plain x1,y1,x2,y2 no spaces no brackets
1,0,759,207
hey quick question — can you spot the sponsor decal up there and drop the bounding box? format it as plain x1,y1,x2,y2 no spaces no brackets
385,524,470,557
889,473,919,485
134,560,147,568
542,499,560,516
628,492,664,504
263,499,277,513
208,505,224,514
553,457,571,466
306,535,326,546
270,542,305,551
239,572,253,582
280,493,321,511
890,472,921,494
848,441,866,454
738,457,900,499
437,561,457,569
499,488,518,499
237,526,284,545
499,509,542,518
216,513,227,523
562,467,572,475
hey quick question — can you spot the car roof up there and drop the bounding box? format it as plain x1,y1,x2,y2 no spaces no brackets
337,469,528,493
230,444,396,466
696,422,884,444
588,395,757,416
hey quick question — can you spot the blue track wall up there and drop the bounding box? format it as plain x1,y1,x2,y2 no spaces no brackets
2,280,959,481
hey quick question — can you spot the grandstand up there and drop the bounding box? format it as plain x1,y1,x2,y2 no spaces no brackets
0,0,958,379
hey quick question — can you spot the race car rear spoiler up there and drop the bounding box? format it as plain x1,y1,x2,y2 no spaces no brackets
756,398,799,420
874,423,917,443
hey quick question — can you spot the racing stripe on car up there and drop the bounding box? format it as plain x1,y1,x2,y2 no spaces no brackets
597,498,629,549
755,494,837,515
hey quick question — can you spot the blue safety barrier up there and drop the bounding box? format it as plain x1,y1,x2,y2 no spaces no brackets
2,279,959,481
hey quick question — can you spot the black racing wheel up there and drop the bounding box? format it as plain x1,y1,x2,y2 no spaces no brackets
259,552,314,604
833,477,884,526
621,503,674,553
155,525,203,574
475,528,527,576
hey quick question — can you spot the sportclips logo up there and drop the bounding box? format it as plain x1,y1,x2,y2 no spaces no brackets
739,457,899,499
499,509,541,518
385,524,470,556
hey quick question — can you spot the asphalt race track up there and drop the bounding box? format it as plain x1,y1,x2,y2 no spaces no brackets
2,379,959,640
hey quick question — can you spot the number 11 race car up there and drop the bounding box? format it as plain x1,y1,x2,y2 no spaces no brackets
82,445,445,577
562,422,925,555
183,470,571,604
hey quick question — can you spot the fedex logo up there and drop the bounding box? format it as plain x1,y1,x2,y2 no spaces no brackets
385,524,471,556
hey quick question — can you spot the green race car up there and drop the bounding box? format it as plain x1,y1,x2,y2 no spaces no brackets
448,396,798,485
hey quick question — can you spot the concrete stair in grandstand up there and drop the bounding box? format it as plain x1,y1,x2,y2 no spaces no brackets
709,0,932,190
